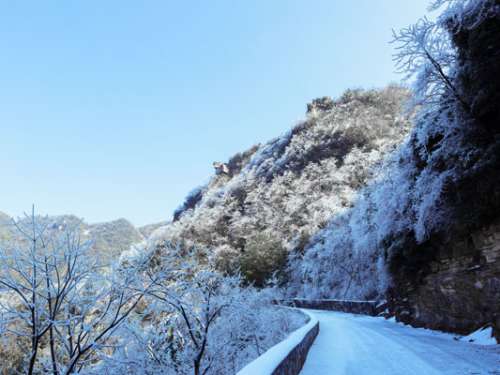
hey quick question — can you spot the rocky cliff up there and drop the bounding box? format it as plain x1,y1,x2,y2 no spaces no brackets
387,0,500,339
389,219,500,340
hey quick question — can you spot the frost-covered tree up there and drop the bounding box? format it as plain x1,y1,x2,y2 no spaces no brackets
392,0,496,115
104,244,306,375
0,208,153,375
146,255,238,375
392,16,464,110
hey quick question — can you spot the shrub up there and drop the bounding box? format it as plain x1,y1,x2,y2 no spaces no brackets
240,233,287,287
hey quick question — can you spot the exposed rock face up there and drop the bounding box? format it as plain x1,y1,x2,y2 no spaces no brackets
213,162,230,175
451,0,500,131
389,219,500,340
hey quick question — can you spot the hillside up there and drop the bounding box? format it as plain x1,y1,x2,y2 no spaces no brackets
153,86,412,286
0,211,13,243
138,220,169,238
87,218,145,262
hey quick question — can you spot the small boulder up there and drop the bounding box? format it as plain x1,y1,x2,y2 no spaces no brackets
213,162,230,175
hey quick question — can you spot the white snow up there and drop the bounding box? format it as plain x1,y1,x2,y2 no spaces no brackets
292,298,377,303
460,326,498,346
236,310,318,375
301,310,500,375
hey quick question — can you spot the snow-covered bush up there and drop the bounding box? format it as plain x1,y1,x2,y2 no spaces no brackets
102,244,306,375
239,232,287,287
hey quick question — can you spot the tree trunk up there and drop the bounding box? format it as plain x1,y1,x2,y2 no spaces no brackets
49,326,59,375
27,344,38,375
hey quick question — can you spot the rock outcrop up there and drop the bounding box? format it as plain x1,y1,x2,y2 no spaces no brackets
389,219,500,341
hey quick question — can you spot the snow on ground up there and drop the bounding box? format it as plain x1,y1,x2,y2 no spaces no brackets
460,327,498,346
301,310,500,375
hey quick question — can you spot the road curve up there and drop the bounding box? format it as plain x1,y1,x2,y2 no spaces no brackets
300,309,500,375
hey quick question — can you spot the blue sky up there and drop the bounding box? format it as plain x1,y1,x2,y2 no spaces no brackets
0,0,430,226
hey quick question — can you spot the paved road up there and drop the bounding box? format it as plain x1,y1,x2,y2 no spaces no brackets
300,310,500,375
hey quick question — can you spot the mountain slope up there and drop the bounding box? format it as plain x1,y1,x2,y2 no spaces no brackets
0,211,13,242
88,218,144,262
153,86,412,285
138,221,169,238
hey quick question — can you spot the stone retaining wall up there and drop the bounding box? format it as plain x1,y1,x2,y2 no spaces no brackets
271,320,319,375
389,218,500,341
237,309,319,375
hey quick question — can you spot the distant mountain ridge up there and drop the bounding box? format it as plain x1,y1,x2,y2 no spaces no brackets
0,211,165,263
138,221,169,238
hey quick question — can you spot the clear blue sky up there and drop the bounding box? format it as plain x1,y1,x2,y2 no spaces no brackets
0,0,430,226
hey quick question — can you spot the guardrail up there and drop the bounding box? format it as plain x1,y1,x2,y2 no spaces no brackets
282,298,381,316
237,310,319,375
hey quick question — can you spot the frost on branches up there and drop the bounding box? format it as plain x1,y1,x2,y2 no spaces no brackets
0,211,305,375
0,208,153,375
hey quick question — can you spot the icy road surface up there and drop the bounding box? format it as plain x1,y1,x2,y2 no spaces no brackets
300,309,500,375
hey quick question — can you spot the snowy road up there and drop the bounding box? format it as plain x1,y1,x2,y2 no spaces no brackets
300,309,500,375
